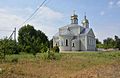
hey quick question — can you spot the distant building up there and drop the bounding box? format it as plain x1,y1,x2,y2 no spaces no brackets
53,12,96,51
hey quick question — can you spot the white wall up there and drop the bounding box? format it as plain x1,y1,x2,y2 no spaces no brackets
80,36,86,51
87,36,96,51
59,36,73,51
72,39,80,51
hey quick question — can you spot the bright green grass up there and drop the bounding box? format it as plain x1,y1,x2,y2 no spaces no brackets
3,51,120,70
4,51,120,61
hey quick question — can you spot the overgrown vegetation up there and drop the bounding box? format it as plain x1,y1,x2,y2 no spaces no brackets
0,51,120,78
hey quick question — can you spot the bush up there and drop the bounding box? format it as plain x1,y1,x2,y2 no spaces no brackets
52,46,60,53
40,53,48,60
11,58,18,63
48,52,61,60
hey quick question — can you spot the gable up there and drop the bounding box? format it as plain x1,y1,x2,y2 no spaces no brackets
87,29,95,37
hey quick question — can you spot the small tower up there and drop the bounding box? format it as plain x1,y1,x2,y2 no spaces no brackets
82,13,89,28
71,10,78,24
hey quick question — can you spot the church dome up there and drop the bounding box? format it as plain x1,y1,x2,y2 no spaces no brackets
71,11,78,24
81,13,89,28
82,18,89,24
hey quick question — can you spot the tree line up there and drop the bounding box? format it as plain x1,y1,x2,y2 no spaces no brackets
96,35,120,50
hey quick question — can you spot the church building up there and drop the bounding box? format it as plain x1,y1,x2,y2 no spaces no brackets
53,12,96,51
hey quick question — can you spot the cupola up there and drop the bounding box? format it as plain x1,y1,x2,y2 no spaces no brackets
71,11,78,24
82,13,89,28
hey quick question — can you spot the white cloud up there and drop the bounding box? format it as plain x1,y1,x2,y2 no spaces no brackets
39,6,63,21
117,0,120,7
0,6,64,39
108,1,115,8
108,0,120,8
0,8,24,38
109,1,114,6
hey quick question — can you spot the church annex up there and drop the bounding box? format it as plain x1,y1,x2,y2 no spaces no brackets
53,12,96,51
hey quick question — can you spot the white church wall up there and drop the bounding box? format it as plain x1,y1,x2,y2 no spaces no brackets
87,36,96,51
85,36,88,51
72,39,80,51
59,36,73,51
69,26,80,35
59,28,66,35
80,36,86,51
53,36,59,47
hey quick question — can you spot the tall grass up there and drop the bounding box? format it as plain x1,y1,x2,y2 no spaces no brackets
1,51,120,78
60,51,120,70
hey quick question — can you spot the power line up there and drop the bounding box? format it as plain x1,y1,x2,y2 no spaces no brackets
1,0,48,39
5,0,47,39
19,0,47,26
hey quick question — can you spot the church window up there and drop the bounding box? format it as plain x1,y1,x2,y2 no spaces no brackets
66,39,68,46
72,43,75,47
56,43,57,46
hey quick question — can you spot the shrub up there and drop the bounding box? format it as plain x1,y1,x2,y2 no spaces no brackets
11,58,18,63
40,53,48,60
52,46,60,53
48,52,61,60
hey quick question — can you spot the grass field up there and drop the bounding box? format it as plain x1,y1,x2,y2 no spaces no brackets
0,51,120,78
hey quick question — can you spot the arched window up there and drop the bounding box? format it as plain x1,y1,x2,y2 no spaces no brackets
56,43,57,46
66,39,68,46
72,43,75,47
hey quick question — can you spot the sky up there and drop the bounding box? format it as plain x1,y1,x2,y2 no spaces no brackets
0,0,120,42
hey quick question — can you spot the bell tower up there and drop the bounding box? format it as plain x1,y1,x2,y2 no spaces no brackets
71,10,78,24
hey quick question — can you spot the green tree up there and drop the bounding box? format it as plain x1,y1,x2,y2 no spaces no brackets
49,39,53,49
18,24,49,56
0,38,18,60
114,35,120,50
96,38,103,48
103,38,115,49
96,38,101,44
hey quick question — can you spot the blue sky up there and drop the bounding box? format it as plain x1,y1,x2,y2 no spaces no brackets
0,0,120,42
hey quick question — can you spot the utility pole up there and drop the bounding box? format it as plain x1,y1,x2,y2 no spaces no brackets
14,28,17,54
14,28,16,42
